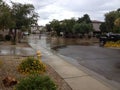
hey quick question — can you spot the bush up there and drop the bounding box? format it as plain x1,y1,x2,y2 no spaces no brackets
15,74,57,90
104,40,120,47
5,35,11,41
18,57,46,74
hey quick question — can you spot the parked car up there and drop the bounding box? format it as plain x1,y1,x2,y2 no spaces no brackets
99,34,120,46
23,32,29,36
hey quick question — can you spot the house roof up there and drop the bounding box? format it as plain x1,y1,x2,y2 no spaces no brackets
92,20,103,23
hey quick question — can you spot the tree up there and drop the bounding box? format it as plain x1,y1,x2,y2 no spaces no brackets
50,19,61,36
114,18,120,33
117,8,120,12
73,23,84,34
114,18,120,27
83,14,91,23
105,9,120,32
0,1,38,43
99,22,107,33
61,18,76,36
11,2,38,44
77,14,91,24
46,14,93,38
73,23,93,35
75,14,93,37
46,24,51,32
0,0,14,31
11,2,38,30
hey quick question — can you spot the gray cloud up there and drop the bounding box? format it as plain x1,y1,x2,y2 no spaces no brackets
4,0,120,25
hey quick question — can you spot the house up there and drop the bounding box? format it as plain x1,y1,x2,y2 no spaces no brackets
31,25,45,34
92,20,103,36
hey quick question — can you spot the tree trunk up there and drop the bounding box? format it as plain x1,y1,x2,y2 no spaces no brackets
13,29,16,45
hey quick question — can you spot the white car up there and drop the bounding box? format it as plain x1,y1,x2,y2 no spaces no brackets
23,32,29,36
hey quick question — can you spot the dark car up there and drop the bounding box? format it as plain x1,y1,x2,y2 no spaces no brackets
99,34,120,46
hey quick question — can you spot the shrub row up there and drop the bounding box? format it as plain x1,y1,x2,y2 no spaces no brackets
15,57,57,90
17,57,46,74
15,74,57,90
104,40,120,48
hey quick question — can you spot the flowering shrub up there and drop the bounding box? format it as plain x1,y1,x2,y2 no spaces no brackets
18,57,46,75
15,74,57,90
104,40,120,48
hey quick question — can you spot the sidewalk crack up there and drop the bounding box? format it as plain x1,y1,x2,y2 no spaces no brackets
64,75,90,79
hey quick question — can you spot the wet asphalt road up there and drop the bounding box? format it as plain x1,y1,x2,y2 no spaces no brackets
57,45,120,83
28,35,120,85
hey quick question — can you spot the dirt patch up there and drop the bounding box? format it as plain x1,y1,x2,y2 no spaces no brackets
0,41,30,47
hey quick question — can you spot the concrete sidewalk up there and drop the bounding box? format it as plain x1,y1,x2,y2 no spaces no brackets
44,55,113,90
29,42,114,90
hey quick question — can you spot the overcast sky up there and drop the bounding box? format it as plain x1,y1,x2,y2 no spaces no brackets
4,0,120,26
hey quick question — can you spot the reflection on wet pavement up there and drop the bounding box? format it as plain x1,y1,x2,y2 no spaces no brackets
29,34,120,88
0,46,35,56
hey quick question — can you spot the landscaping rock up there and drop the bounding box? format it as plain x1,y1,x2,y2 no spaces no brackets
2,76,17,87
